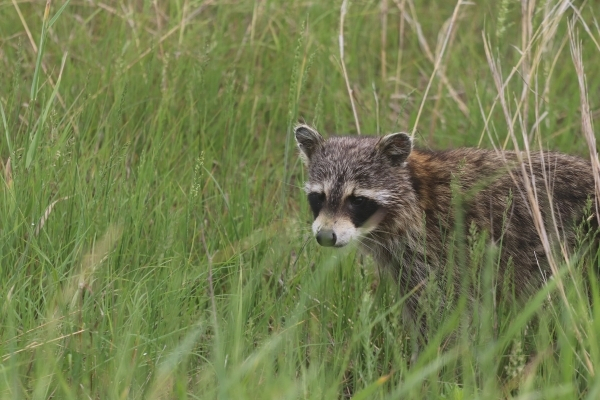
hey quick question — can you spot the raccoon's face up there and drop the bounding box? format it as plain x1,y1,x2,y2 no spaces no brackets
295,124,413,248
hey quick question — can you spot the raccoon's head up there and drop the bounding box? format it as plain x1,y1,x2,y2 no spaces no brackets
295,124,413,248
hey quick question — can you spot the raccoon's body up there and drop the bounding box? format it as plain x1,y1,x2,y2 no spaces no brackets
295,124,597,332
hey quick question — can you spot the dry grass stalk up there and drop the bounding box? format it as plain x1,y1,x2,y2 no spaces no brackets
339,0,361,134
65,224,123,308
380,0,389,81
393,0,406,96
477,1,571,149
395,0,469,120
3,157,12,188
34,196,70,237
10,0,66,109
404,0,465,137
518,0,534,139
2,329,85,362
569,4,600,53
482,2,596,376
124,1,215,71
568,21,600,225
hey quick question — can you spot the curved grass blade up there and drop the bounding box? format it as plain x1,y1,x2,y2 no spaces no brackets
26,52,67,169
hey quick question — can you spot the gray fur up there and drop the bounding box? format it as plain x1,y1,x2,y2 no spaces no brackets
296,125,598,334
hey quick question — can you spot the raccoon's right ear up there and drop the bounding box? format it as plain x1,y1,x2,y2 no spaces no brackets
294,124,324,166
376,132,412,166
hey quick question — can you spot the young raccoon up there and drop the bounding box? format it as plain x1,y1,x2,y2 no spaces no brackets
295,124,597,333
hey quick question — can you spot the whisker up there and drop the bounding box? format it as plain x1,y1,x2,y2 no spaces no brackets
359,235,395,255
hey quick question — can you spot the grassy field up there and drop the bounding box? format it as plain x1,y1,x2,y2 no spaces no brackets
1,0,600,398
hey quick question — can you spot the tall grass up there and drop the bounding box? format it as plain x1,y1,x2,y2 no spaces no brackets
0,0,599,398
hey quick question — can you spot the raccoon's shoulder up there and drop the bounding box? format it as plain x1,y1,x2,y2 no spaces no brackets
405,147,513,211
406,147,495,180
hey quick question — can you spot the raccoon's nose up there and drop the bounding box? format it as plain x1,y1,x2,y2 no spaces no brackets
316,229,337,247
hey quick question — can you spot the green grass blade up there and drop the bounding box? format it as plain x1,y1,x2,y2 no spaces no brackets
47,0,72,28
0,101,12,157
351,374,391,400
26,52,67,169
29,3,50,102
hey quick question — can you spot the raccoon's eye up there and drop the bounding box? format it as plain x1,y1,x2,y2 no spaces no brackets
347,196,380,227
307,192,325,218
349,196,367,206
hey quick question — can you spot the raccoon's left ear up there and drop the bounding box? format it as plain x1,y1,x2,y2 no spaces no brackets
295,124,324,166
376,132,413,166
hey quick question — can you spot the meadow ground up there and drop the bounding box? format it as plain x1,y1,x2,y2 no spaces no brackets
1,0,600,398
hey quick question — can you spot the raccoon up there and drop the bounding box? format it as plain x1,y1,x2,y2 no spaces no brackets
295,124,597,334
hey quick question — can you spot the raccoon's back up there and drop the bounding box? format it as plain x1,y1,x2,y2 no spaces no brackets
406,148,595,290
408,148,595,225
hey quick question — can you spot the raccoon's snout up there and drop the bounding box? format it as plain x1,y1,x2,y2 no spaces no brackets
316,229,337,247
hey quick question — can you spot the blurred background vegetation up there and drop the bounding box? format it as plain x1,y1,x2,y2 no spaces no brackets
1,0,599,398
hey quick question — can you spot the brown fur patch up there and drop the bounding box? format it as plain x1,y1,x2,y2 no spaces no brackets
297,126,598,335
